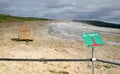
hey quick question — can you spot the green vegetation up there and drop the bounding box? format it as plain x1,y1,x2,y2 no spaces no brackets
73,20,120,29
0,14,50,22
49,70,69,74
25,39,33,45
103,64,116,69
26,39,30,44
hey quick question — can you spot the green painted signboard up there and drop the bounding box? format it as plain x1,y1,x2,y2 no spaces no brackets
82,32,105,47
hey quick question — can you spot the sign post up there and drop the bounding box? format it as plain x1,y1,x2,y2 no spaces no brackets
92,47,95,74
82,32,104,74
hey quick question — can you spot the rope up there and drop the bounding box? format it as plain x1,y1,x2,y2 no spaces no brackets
96,59,120,66
0,58,119,66
0,58,91,62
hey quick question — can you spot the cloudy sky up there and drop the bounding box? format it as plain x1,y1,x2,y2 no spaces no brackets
0,0,120,24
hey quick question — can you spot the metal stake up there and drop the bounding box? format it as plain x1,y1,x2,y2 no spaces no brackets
92,47,94,74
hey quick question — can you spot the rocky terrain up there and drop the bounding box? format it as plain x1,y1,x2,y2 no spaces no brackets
0,20,120,74
48,21,120,46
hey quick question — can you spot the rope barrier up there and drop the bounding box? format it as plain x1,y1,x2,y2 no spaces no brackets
96,59,120,66
0,58,91,62
0,58,119,66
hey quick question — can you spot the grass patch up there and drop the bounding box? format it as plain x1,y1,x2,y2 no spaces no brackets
25,39,33,45
49,70,69,74
0,14,50,23
103,64,116,69
26,39,30,44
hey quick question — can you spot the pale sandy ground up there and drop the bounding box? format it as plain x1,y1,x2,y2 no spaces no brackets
0,20,120,74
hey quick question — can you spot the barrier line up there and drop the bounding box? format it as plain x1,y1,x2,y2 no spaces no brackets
96,59,120,66
0,58,91,62
0,58,120,66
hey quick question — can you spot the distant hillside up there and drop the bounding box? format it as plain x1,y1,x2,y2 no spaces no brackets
0,14,50,22
73,20,120,29
1,14,120,29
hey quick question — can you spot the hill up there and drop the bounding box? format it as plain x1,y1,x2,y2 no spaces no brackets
1,13,120,29
73,20,120,29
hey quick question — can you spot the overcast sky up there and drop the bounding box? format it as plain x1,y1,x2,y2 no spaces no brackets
0,0,120,24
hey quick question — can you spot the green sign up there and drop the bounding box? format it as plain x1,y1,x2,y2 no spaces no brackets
82,32,105,47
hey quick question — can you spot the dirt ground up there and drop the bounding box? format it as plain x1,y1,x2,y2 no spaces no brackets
0,20,120,74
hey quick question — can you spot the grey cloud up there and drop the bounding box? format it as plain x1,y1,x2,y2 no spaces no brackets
0,0,120,23
0,1,10,14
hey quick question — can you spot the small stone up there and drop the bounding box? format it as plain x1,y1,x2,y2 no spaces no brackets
18,24,33,41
